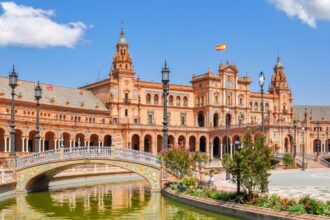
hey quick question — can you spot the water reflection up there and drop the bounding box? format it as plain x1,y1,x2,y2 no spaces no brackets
0,179,240,220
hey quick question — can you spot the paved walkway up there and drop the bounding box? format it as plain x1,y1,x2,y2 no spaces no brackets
211,168,330,201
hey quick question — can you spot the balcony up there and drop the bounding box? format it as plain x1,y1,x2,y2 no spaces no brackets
123,99,131,105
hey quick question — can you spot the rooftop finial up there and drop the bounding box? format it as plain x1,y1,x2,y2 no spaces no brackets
120,21,124,39
277,49,281,63
12,65,15,72
164,60,167,68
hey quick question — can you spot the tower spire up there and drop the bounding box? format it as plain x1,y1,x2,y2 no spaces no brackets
120,21,124,39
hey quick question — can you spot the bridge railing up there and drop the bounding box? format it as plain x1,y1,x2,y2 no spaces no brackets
16,146,160,169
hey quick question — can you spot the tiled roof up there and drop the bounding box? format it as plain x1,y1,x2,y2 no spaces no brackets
293,105,330,121
0,76,107,111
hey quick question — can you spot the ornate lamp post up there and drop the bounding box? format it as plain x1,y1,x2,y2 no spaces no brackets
8,66,18,157
326,129,329,153
301,122,306,171
258,72,265,133
225,107,230,180
34,81,42,152
293,119,297,166
162,61,170,151
234,140,242,203
316,121,320,159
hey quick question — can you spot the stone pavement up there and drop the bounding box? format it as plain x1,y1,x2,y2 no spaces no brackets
211,168,330,201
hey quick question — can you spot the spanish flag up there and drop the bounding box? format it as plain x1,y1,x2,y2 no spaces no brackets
216,43,226,51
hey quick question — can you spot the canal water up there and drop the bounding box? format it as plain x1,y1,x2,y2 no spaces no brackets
0,179,241,219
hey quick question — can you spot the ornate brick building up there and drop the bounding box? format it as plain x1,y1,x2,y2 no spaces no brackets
0,29,329,160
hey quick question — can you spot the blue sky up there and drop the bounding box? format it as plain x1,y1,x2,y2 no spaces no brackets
0,0,330,105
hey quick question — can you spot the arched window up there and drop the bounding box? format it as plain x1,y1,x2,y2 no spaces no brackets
198,111,205,127
250,102,253,110
265,103,269,111
154,94,159,105
254,102,258,111
239,97,243,106
176,96,181,106
225,79,233,88
146,94,151,104
169,95,173,106
183,97,188,106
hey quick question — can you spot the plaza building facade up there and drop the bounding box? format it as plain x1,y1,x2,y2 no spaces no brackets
0,29,329,160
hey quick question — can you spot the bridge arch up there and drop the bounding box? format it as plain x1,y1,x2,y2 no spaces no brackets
16,147,163,193
18,160,159,193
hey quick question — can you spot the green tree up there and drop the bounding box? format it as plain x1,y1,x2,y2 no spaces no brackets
161,148,208,179
222,133,274,198
161,148,193,178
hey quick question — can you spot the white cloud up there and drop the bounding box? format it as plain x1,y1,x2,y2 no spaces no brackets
0,2,87,48
268,0,330,28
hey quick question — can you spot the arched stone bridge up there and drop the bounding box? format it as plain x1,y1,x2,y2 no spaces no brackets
15,146,167,192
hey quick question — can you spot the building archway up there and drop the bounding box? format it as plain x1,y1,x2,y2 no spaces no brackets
284,135,293,153
157,135,163,152
144,135,152,152
213,113,219,128
14,129,23,152
104,135,112,146
222,136,231,154
213,137,220,158
90,134,99,146
198,111,205,127
168,135,175,148
62,132,70,147
132,134,140,151
178,135,186,148
189,136,196,152
75,133,85,147
45,131,55,151
313,139,321,153
28,130,37,152
0,128,5,152
200,136,207,153
326,139,330,152
225,113,231,127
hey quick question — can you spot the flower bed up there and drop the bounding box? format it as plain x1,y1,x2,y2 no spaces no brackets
166,181,330,217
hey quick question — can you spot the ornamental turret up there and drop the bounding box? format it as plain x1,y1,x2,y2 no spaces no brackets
269,54,289,94
111,26,135,78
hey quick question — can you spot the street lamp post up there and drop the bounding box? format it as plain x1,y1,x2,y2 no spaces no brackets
301,122,306,171
316,121,320,160
326,129,329,153
162,61,170,151
34,81,42,152
234,140,242,203
258,72,265,133
293,119,297,167
8,66,18,157
225,107,230,180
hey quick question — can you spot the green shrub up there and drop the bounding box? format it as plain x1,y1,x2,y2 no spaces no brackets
181,177,199,188
283,153,294,167
299,196,328,215
211,191,237,201
288,204,307,215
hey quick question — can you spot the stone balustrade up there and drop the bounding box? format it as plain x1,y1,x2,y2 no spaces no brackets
16,146,160,170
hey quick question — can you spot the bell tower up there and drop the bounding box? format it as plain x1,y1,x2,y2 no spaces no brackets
269,54,288,94
111,26,135,78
